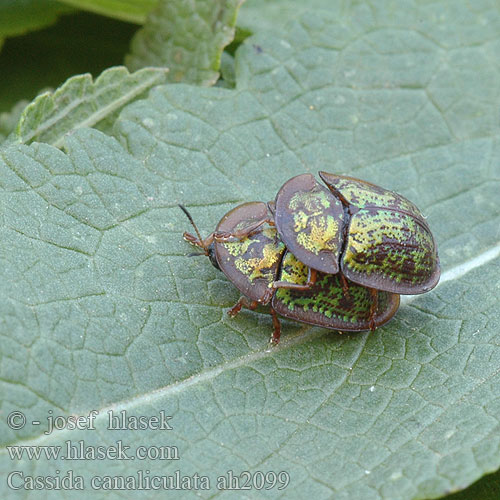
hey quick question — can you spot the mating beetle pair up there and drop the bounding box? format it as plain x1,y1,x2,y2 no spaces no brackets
181,172,440,344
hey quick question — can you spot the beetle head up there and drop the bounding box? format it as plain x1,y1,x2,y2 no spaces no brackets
206,242,220,270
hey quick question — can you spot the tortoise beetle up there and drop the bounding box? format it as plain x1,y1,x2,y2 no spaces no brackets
273,172,440,294
180,200,400,344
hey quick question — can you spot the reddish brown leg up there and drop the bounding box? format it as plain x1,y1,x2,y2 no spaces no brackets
272,268,317,291
228,296,281,346
227,297,259,318
269,306,281,345
183,231,214,253
368,288,378,331
340,272,350,298
214,216,275,242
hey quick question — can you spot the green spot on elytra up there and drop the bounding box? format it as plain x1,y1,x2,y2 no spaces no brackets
275,174,345,275
224,237,253,257
289,189,331,212
233,237,284,283
275,252,382,326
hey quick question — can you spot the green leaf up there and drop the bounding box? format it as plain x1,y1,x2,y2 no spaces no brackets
1,5,500,500
126,0,245,85
0,100,29,144
9,66,168,148
218,51,236,88
0,0,74,38
58,0,157,24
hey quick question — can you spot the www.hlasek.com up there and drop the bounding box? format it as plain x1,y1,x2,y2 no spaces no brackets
7,440,178,461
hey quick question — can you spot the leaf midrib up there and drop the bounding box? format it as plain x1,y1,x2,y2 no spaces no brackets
1,241,499,450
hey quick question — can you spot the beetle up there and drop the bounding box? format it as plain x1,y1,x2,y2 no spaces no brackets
179,201,400,344
274,172,440,294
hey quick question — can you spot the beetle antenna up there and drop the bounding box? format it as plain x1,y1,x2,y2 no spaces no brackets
178,204,209,254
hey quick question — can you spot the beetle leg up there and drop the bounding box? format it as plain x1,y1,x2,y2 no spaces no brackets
340,272,350,298
214,216,275,242
267,201,276,216
183,231,214,254
368,288,378,331
228,297,281,345
227,297,259,318
272,267,317,291
269,306,281,345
